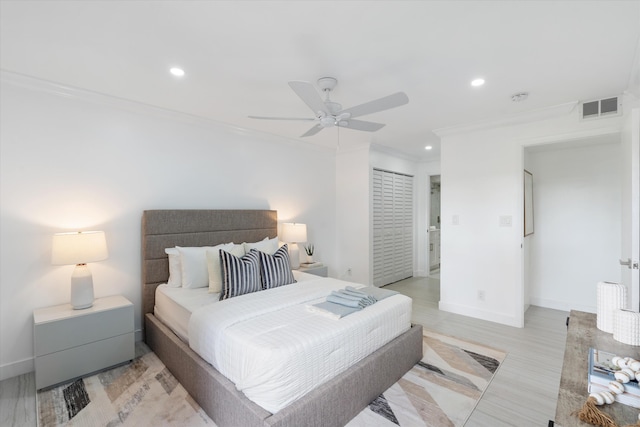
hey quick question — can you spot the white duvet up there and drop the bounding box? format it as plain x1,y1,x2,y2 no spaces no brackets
188,277,412,413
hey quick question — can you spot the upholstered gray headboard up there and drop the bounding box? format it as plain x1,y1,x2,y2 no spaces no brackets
141,209,277,316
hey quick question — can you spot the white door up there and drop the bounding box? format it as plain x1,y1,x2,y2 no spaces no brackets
621,107,640,311
372,168,414,286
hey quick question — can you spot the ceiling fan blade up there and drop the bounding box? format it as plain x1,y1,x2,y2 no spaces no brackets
248,115,314,121
340,119,386,132
288,81,329,116
301,124,324,137
339,92,409,119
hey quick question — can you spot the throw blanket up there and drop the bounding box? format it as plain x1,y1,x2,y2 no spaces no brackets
308,285,398,319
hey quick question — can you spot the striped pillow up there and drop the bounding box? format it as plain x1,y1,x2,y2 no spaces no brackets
253,245,296,289
219,249,262,300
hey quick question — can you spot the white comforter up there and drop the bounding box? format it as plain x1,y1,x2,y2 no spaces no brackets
188,277,412,413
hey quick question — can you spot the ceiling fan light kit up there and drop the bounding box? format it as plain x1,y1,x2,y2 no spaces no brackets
250,77,409,137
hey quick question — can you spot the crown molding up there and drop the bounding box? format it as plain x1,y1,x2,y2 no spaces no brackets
432,101,579,138
0,69,336,154
370,142,420,162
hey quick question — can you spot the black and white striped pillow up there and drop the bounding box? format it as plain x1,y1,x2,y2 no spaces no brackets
219,249,262,300
253,245,296,289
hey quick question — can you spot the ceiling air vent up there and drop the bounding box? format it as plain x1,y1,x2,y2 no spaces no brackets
580,96,621,120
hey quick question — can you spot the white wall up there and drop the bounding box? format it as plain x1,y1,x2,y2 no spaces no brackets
335,144,371,284
438,102,627,328
0,74,337,380
526,141,621,312
440,131,525,326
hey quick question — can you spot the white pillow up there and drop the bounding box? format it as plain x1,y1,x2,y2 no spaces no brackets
243,236,279,255
177,244,233,289
165,247,182,287
207,244,245,293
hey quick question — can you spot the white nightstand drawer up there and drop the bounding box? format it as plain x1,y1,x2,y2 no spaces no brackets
33,295,135,390
35,332,134,389
34,303,133,356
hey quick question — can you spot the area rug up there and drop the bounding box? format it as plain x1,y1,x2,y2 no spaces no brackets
37,331,505,427
347,330,506,426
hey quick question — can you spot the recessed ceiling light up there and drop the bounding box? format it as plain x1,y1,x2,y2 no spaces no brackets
471,78,485,87
170,67,185,77
425,146,433,150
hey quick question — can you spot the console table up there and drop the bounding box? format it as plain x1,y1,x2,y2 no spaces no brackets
555,310,640,426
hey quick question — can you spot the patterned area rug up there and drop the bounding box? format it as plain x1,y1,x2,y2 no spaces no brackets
37,331,505,427
347,330,506,426
37,343,213,427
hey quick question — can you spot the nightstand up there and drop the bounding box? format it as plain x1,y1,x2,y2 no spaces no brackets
298,264,328,277
33,295,134,389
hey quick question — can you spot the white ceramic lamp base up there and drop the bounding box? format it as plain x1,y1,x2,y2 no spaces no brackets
289,243,300,269
71,263,95,310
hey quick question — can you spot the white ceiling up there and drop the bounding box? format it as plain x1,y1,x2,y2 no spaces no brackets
2,1,639,161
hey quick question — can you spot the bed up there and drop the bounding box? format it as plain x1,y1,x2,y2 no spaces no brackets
142,209,423,427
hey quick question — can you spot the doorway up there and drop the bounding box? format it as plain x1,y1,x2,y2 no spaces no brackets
429,175,441,277
524,136,622,312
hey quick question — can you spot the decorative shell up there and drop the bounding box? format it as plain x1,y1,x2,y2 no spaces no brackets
590,392,606,405
615,371,631,383
600,391,615,404
612,356,623,367
630,360,640,372
609,381,626,395
623,368,635,379
618,358,629,369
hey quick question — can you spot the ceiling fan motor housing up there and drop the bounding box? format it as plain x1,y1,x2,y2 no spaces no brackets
317,77,338,91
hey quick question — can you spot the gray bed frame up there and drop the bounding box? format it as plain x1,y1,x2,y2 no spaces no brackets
142,209,423,427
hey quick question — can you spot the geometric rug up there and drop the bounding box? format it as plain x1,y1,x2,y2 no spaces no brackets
37,331,505,427
347,330,506,426
37,343,213,427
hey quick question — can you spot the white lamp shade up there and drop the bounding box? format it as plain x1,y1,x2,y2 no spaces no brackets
281,223,307,243
52,231,108,265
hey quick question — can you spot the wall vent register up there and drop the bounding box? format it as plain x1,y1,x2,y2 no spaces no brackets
581,96,621,120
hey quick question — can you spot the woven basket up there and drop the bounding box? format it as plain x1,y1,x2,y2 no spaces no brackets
596,281,627,333
613,309,640,345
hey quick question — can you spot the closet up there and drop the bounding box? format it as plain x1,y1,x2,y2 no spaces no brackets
372,168,414,286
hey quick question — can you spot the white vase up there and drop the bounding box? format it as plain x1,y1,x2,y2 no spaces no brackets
306,255,314,263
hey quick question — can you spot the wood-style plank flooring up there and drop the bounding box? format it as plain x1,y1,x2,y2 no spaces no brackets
0,275,568,426
385,276,568,426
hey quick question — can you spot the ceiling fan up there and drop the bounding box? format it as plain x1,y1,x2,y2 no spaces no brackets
249,77,409,137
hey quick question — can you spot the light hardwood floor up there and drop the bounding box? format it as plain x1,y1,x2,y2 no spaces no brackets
0,275,567,426
385,276,568,426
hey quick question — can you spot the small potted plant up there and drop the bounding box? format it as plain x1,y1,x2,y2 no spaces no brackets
304,244,314,263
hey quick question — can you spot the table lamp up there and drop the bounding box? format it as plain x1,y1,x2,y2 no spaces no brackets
281,223,307,269
51,231,108,309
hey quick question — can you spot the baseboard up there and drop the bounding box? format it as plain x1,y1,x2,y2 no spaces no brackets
529,297,595,314
438,301,523,328
0,357,34,382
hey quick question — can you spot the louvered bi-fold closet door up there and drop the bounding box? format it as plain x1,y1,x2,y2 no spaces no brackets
372,169,414,287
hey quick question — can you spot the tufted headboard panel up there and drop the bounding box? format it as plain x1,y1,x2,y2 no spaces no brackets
141,209,277,315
